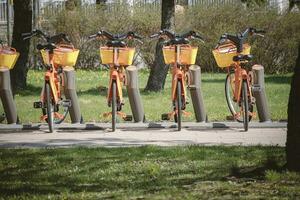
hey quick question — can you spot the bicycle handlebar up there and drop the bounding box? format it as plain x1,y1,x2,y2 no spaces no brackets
22,29,71,44
150,29,205,44
88,30,143,44
217,27,265,52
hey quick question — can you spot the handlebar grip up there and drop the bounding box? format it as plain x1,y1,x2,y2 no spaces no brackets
21,32,32,37
255,29,266,34
23,36,32,40
150,33,159,38
134,34,143,40
194,34,205,42
88,34,98,39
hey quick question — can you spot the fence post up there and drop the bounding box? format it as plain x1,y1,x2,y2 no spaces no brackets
126,65,145,122
0,67,17,124
188,65,206,122
63,66,82,123
252,65,271,122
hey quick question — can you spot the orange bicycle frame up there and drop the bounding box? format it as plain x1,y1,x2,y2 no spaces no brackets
107,47,125,105
40,52,61,104
229,61,253,104
171,45,187,102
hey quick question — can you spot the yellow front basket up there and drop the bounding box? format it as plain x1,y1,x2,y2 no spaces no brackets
0,47,20,69
99,47,135,65
212,43,251,68
41,45,79,67
163,45,198,65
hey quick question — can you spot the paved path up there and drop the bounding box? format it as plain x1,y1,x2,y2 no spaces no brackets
0,122,287,148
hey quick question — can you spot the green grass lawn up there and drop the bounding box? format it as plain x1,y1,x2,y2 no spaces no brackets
0,69,291,123
0,146,299,199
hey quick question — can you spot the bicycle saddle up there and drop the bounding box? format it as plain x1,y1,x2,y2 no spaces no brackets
233,54,253,62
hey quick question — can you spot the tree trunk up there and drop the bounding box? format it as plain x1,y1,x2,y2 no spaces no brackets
286,43,300,172
10,0,32,91
145,0,175,91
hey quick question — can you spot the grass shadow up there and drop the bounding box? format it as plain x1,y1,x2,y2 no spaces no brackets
227,156,285,181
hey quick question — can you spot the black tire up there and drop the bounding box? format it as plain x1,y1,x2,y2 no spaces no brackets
176,81,182,131
225,72,253,123
45,82,54,133
242,80,249,132
112,81,117,132
54,73,69,124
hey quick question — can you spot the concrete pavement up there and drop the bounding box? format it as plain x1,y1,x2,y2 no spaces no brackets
0,122,287,148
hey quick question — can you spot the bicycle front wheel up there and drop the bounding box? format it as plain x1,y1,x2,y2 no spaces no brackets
45,82,54,133
176,81,182,131
242,80,249,131
225,72,253,123
111,81,117,132
54,73,69,124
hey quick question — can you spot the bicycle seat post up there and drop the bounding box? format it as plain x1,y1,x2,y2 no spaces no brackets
175,45,181,67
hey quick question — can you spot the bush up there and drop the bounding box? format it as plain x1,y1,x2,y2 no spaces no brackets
39,3,300,73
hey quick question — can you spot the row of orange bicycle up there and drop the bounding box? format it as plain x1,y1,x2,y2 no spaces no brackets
0,27,265,132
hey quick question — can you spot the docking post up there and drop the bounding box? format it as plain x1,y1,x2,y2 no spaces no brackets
63,67,82,123
188,65,206,122
0,67,17,123
252,65,271,122
126,65,145,122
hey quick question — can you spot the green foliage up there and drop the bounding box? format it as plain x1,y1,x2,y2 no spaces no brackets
39,4,300,74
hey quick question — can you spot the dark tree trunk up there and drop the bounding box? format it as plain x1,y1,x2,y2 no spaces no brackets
286,43,300,172
145,0,175,91
10,0,32,91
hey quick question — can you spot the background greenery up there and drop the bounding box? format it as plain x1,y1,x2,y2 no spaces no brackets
35,4,300,73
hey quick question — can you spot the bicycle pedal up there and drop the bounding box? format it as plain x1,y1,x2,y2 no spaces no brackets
161,113,170,120
124,115,133,121
60,100,71,107
33,101,43,109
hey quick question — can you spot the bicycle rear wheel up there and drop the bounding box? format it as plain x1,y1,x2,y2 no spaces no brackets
225,72,253,123
45,82,54,133
176,81,182,131
111,81,117,132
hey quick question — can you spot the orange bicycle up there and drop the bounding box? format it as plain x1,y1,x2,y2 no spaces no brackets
150,30,204,131
213,27,265,131
22,30,79,132
89,30,143,131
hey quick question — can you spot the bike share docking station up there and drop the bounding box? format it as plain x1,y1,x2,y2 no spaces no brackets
0,67,18,124
251,65,271,122
63,66,83,123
